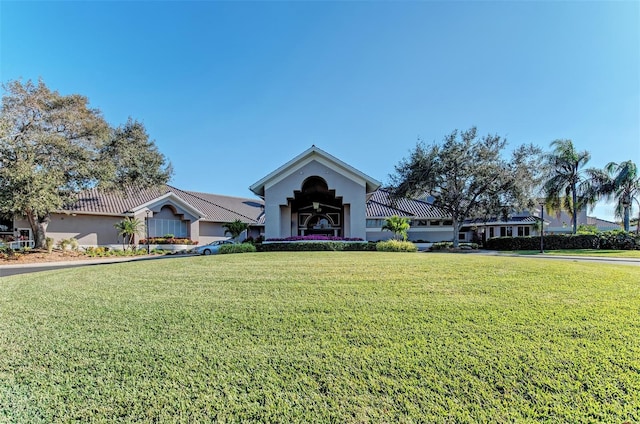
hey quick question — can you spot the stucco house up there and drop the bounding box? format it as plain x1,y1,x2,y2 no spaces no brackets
1,146,622,249
4,185,265,249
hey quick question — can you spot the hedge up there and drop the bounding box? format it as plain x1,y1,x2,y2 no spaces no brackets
485,231,639,251
257,242,377,252
219,243,257,254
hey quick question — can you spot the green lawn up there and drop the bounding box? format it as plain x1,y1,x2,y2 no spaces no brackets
1,252,639,422
510,249,640,258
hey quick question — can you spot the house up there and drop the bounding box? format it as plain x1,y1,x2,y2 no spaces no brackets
5,185,265,249
1,146,623,249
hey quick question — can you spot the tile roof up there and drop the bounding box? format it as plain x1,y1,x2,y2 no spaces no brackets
366,189,448,218
166,186,264,224
63,185,265,224
64,185,167,215
587,216,620,230
463,216,539,226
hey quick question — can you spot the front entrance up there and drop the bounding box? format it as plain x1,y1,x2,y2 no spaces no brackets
300,213,341,237
291,176,343,237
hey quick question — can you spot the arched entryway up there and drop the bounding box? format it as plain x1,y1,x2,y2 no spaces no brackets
290,176,343,237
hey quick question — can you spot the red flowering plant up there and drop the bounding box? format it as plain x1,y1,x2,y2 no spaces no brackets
266,235,364,242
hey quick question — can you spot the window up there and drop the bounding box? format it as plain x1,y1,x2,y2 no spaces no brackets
148,219,188,238
500,226,513,237
458,233,466,241
489,227,494,238
517,227,530,237
366,219,384,228
429,220,440,226
443,220,453,226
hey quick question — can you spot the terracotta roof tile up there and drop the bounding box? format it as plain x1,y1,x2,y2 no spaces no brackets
63,185,264,224
366,189,448,218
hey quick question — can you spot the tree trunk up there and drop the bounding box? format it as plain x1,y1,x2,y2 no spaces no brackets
572,183,578,234
623,205,630,233
26,210,50,249
452,217,460,248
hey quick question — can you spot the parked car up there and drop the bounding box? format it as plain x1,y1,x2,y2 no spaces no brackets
191,239,233,255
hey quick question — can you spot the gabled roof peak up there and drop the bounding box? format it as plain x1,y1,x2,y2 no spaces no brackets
249,145,381,196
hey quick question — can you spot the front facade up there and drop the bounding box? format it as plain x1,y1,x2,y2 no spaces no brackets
250,146,381,240
2,146,623,249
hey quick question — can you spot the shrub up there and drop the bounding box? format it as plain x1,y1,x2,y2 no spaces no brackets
484,232,640,251
140,237,198,245
376,240,418,252
45,237,54,253
58,238,79,251
219,243,257,254
598,230,640,250
430,242,479,251
266,235,364,242
258,242,376,252
85,246,107,257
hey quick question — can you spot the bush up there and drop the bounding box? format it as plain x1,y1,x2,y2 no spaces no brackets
430,242,479,251
85,246,108,257
266,235,364,242
485,232,639,251
58,238,79,251
376,240,418,252
598,230,640,250
140,237,198,245
258,242,376,252
45,237,54,253
219,243,257,254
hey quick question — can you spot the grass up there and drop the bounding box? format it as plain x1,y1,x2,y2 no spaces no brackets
509,249,640,258
1,252,639,422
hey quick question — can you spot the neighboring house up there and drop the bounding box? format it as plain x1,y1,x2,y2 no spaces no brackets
3,146,623,248
537,208,620,234
461,213,541,244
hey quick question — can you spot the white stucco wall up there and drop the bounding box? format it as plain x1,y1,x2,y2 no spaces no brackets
44,213,125,246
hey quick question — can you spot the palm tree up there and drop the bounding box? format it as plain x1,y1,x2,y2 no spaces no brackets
543,139,599,234
597,160,640,232
223,219,249,242
114,217,145,250
382,215,411,241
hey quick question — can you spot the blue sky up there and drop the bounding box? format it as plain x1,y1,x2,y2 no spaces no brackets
2,1,639,221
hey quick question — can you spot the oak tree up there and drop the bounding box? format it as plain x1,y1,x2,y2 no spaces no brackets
390,127,542,247
0,79,172,248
